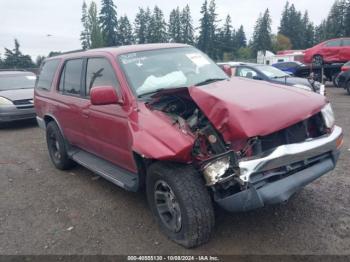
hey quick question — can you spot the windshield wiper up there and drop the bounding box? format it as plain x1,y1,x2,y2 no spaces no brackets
194,78,227,86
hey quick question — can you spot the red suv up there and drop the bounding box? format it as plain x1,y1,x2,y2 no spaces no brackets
35,44,343,248
304,38,350,66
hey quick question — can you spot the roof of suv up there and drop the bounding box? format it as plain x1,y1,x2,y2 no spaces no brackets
46,43,190,61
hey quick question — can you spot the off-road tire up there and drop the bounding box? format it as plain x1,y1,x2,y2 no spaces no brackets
46,121,74,170
312,55,324,67
146,162,215,248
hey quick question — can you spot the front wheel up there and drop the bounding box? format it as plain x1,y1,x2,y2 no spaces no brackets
146,162,214,248
312,55,323,67
346,81,350,95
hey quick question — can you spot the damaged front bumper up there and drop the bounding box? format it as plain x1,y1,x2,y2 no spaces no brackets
215,125,343,212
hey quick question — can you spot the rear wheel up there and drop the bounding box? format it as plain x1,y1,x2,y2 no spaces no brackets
346,81,350,95
312,55,323,67
146,162,214,248
46,121,74,170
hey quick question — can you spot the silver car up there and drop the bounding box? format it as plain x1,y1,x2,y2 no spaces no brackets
0,71,36,123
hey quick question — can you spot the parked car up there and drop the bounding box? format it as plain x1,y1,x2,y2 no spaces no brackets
35,44,343,248
340,60,350,72
304,38,350,66
219,62,325,95
335,64,350,94
0,70,36,123
272,61,305,75
334,61,350,87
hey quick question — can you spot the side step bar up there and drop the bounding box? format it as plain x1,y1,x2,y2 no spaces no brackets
68,148,139,192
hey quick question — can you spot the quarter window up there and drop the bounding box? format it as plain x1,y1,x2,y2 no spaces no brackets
59,59,84,95
36,59,60,90
86,58,120,95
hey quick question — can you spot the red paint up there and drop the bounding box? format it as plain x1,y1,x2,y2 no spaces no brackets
35,44,328,172
304,38,350,64
90,86,119,105
341,66,350,72
189,77,327,142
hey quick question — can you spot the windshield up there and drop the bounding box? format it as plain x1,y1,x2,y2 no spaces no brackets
256,65,289,78
0,74,36,91
118,47,228,96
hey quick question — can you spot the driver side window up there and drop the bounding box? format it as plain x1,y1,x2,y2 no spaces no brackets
236,67,258,79
85,58,120,96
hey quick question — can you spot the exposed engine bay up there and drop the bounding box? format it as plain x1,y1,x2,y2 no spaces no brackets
145,88,330,195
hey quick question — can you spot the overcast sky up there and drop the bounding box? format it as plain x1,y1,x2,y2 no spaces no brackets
0,0,335,59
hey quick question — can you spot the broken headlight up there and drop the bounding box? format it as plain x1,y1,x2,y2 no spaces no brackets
321,103,335,129
202,155,230,186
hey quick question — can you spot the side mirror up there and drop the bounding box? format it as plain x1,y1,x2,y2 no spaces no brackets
222,65,232,77
90,86,119,106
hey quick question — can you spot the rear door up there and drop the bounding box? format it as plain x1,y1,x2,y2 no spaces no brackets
82,57,136,172
54,58,90,150
322,39,342,62
340,39,350,62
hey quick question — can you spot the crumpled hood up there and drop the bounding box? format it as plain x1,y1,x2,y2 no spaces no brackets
0,88,33,101
189,77,327,141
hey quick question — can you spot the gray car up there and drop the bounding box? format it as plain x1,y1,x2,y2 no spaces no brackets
0,71,36,123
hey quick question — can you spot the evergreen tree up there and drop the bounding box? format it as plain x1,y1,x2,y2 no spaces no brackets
117,15,134,45
218,15,233,60
207,0,219,59
3,39,35,69
148,6,167,43
134,8,149,44
80,1,90,50
236,25,247,48
88,2,104,48
197,0,210,53
99,0,118,46
325,0,347,38
302,12,315,48
180,5,194,44
168,7,182,43
314,20,328,43
252,9,272,54
278,3,305,49
345,0,350,36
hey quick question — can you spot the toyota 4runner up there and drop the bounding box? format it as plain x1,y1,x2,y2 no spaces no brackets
35,44,343,248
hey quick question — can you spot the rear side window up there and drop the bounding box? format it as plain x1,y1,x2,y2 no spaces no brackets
325,40,341,47
342,39,350,46
86,58,120,95
36,59,60,91
59,59,84,95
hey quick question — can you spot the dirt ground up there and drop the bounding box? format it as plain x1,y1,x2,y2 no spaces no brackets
0,87,349,255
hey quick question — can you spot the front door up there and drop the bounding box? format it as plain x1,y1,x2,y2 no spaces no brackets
82,57,137,173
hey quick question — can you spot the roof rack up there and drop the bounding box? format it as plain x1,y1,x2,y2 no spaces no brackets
49,49,85,57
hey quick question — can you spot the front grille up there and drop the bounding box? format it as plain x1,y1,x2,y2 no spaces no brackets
12,99,34,109
253,113,327,154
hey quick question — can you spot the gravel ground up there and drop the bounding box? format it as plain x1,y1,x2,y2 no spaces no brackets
0,87,349,255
